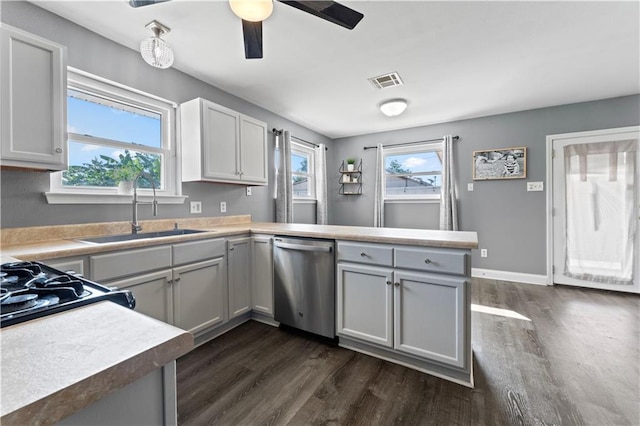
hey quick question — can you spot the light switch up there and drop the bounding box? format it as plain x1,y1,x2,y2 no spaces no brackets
527,181,544,192
467,183,474,192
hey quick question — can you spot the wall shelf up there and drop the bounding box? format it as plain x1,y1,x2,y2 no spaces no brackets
338,160,362,195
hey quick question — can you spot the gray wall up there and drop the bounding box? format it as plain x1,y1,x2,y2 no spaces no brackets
2,2,639,278
331,95,640,275
0,1,332,228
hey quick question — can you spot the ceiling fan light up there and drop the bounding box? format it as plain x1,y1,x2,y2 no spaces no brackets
379,99,408,117
140,20,174,69
229,0,273,22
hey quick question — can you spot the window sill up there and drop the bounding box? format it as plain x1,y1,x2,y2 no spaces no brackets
384,199,440,204
44,192,188,205
293,199,317,204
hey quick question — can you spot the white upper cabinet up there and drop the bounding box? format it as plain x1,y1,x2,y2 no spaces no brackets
180,98,268,185
0,25,67,171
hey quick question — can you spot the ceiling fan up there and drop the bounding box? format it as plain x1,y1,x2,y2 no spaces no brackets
128,0,364,59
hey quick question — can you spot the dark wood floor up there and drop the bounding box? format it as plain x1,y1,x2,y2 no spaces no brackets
177,279,640,425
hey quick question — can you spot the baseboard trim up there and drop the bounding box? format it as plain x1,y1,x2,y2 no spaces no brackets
472,268,549,286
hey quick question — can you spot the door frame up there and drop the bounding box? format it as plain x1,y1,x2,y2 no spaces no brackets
546,125,640,288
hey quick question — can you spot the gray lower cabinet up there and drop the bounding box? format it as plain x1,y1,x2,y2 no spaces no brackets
41,256,88,277
107,269,174,324
173,258,225,334
393,270,467,368
89,239,227,337
251,235,273,316
336,263,393,347
227,237,252,319
336,241,470,373
58,363,174,426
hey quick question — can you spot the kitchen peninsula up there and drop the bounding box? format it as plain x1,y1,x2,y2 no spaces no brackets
1,216,478,424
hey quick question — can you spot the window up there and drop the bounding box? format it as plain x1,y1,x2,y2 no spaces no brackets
383,142,442,200
291,141,316,200
47,69,181,203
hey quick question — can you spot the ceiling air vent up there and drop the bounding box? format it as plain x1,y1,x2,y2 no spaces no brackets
368,72,404,89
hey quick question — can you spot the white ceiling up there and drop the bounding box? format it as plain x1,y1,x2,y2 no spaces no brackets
34,0,640,139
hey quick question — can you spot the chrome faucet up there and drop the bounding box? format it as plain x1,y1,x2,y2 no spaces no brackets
131,172,158,234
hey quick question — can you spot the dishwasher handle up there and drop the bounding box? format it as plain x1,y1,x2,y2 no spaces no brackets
274,240,333,253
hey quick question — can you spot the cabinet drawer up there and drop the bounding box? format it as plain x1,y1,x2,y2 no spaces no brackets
394,247,468,276
91,246,172,281
172,238,225,266
337,241,393,267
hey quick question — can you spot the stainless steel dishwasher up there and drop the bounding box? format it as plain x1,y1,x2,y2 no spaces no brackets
273,236,335,339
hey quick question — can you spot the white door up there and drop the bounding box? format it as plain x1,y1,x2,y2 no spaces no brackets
549,126,639,293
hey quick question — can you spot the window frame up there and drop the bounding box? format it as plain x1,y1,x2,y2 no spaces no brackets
291,140,316,201
46,68,184,204
383,142,443,202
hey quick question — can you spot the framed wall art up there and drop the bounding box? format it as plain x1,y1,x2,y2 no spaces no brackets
473,147,527,180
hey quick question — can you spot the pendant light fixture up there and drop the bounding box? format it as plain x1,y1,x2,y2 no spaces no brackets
379,99,408,117
140,20,174,69
229,0,274,22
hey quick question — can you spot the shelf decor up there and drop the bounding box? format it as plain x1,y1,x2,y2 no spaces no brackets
339,159,362,195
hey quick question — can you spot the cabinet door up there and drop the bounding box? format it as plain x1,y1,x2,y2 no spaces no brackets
336,263,393,348
239,115,267,184
393,271,467,368
108,269,173,324
228,237,252,319
42,257,87,277
0,25,67,170
173,258,225,334
202,101,239,181
251,235,273,315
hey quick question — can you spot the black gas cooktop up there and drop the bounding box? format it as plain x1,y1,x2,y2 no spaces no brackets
0,261,135,328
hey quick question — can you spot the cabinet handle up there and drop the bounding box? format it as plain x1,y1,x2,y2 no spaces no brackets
394,282,400,287
174,277,181,283
229,247,235,251
386,280,392,286
55,148,63,153
424,258,432,264
360,252,367,257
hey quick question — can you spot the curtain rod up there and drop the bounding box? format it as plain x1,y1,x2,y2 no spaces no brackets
362,136,459,150
272,128,327,150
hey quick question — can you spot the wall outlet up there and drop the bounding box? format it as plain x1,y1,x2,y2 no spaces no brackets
190,201,202,214
481,249,488,258
467,183,474,192
220,201,227,213
527,181,544,192
246,187,252,196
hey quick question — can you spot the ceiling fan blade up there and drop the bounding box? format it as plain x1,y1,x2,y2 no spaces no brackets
242,20,263,59
128,0,170,8
278,1,363,30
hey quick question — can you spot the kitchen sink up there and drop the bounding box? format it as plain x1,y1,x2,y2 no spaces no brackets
78,229,209,244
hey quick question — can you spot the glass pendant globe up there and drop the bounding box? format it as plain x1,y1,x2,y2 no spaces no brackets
140,36,174,69
229,0,273,22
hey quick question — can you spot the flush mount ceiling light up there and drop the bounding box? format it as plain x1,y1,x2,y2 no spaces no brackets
229,0,274,22
140,20,174,69
379,99,408,117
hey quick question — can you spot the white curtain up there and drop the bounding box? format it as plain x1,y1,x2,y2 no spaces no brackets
373,143,385,227
275,130,293,223
315,144,328,225
564,139,636,285
439,135,459,231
